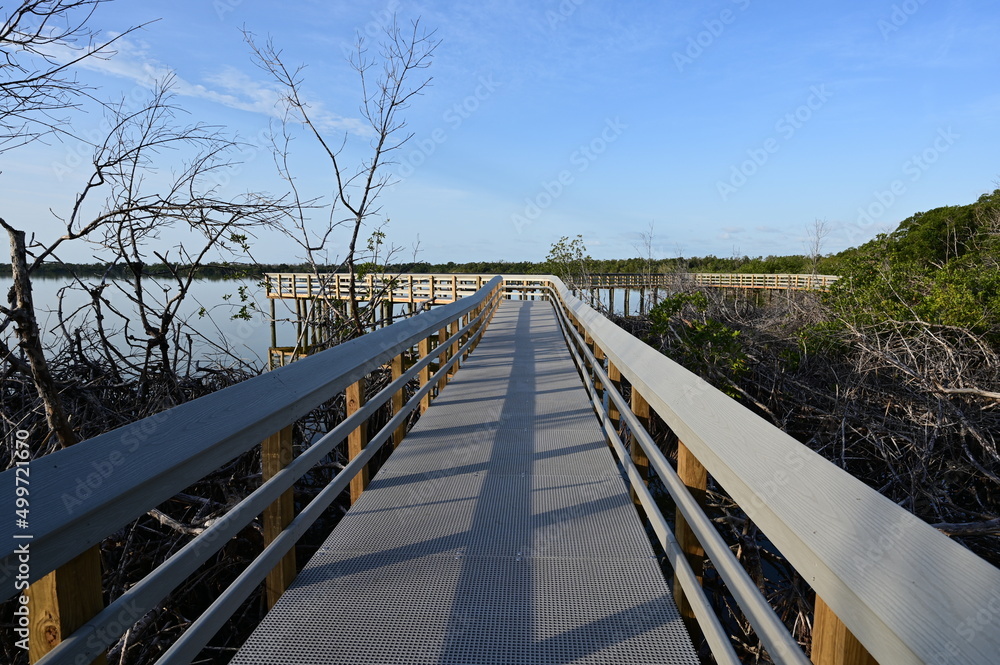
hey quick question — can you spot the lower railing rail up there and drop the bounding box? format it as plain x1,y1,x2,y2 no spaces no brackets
0,278,504,665
537,276,1000,665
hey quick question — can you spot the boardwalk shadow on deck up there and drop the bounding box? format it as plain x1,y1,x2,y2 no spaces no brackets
231,300,696,665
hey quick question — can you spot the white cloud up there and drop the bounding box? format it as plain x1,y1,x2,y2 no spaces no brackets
43,37,369,135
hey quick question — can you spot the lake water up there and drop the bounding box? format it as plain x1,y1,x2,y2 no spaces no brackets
1,276,288,369
2,276,654,371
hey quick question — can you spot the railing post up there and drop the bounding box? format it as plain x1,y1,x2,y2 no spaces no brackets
27,550,106,664
812,597,878,665
262,425,295,609
346,378,368,504
391,352,406,448
436,326,449,394
628,388,651,508
463,309,477,360
607,361,622,436
674,439,707,633
419,335,432,413
592,343,605,395
448,319,460,380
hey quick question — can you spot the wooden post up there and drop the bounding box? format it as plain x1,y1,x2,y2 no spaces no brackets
812,597,878,665
262,425,295,609
346,378,368,504
592,344,605,395
436,326,449,394
624,288,631,317
419,336,432,413
463,309,476,361
448,319,460,380
639,287,646,315
592,343,606,421
609,287,615,315
583,331,596,383
629,388,651,507
673,439,707,633
608,361,623,437
28,549,106,664
295,298,303,346
269,297,277,349
391,353,406,448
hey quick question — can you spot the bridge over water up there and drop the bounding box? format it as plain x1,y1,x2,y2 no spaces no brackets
3,276,998,665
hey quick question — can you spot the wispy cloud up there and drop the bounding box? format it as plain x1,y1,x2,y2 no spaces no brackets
44,36,369,135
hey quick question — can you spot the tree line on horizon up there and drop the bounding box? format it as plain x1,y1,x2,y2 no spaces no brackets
2,251,838,280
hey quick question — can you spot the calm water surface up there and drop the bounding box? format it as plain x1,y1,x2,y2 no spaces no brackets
1,277,287,368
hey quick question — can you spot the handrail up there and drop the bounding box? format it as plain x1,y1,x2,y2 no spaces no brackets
543,291,743,665
0,277,504,665
541,275,1000,665
263,272,840,302
545,283,806,664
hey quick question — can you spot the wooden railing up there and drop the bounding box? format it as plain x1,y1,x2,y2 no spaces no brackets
584,272,840,290
263,272,840,302
4,274,996,665
0,278,504,665
539,275,1000,665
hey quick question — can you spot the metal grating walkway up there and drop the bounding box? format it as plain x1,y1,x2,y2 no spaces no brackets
232,300,699,665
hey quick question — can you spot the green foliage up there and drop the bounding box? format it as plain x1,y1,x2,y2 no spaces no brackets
545,235,591,283
648,292,708,334
828,189,1000,339
646,291,747,397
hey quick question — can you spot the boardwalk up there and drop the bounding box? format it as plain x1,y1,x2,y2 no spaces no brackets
233,300,698,664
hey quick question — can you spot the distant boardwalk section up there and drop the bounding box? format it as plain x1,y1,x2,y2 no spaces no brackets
264,271,840,304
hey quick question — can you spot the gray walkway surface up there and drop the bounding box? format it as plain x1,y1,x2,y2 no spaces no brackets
232,300,698,665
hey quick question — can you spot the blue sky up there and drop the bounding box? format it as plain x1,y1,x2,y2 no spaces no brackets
4,0,999,264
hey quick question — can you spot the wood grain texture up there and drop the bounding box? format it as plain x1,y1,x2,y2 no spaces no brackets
674,439,707,631
552,277,1000,665
812,596,878,665
391,353,406,448
262,426,295,609
27,547,106,665
629,389,651,508
346,379,369,504
419,336,432,413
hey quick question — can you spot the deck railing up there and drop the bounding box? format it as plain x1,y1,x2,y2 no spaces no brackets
536,275,1000,665
0,278,504,665
263,271,840,302
4,274,997,665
